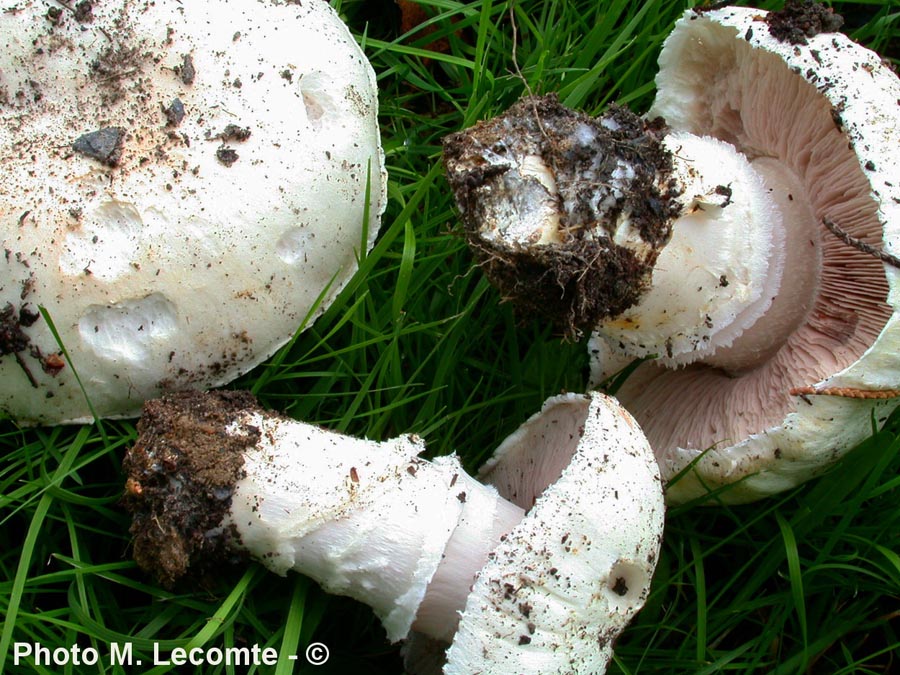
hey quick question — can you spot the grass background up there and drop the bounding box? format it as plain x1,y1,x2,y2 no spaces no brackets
2,0,899,673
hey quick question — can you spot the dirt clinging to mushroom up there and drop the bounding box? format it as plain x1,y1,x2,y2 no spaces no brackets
122,390,260,588
765,0,844,45
443,95,681,338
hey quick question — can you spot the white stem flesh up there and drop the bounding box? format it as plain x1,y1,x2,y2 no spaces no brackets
222,412,524,643
412,470,526,642
598,132,816,370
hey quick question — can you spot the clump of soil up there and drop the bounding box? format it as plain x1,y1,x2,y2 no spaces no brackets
443,94,680,338
121,390,262,588
0,302,31,358
467,235,650,339
74,0,94,23
72,127,126,166
163,98,185,127
766,0,844,45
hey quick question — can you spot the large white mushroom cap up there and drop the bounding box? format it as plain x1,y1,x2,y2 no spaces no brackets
0,0,386,424
591,5,900,503
442,392,664,674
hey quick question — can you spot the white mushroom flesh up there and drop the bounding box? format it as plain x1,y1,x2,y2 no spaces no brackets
225,413,523,643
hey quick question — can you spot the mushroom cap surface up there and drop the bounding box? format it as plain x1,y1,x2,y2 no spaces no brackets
0,0,386,424
591,5,900,503
440,392,664,674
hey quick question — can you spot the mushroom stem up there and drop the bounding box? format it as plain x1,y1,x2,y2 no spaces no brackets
615,137,820,372
122,390,525,643
412,471,525,642
124,389,665,674
443,95,820,371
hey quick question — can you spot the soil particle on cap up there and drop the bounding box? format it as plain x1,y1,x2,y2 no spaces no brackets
179,53,196,85
1,302,43,388
74,0,94,23
1,303,32,358
443,94,679,338
163,98,186,126
216,146,239,166
121,390,262,588
72,127,126,166
45,6,63,24
18,304,39,327
209,124,252,142
610,576,629,596
766,0,844,45
714,184,733,207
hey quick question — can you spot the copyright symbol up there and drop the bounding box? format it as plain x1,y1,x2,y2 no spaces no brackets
305,642,330,666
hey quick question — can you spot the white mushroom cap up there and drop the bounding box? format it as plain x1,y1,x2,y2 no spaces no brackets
0,0,386,424
590,5,900,503
442,392,664,674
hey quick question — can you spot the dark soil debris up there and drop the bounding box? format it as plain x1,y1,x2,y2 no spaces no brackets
467,234,651,340
611,576,629,596
443,94,678,338
72,127,126,167
179,53,196,85
90,44,143,102
18,305,40,327
1,303,31,357
766,0,844,45
121,390,262,588
215,124,252,142
74,0,94,23
216,146,239,166
163,98,186,126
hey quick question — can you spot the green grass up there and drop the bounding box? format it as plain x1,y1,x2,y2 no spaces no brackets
2,1,899,673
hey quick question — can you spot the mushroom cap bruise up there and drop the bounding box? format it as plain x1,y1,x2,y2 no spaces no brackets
590,5,900,503
441,392,664,675
0,0,386,424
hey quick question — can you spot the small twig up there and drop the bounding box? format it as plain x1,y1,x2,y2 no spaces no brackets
14,352,39,389
822,217,900,269
509,2,533,99
790,386,900,400
508,3,549,142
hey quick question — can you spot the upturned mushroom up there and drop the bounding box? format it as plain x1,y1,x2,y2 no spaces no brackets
443,2,900,503
0,0,386,424
123,389,664,674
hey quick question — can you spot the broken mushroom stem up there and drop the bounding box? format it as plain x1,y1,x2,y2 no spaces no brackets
444,93,815,375
123,390,521,643
123,389,664,674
